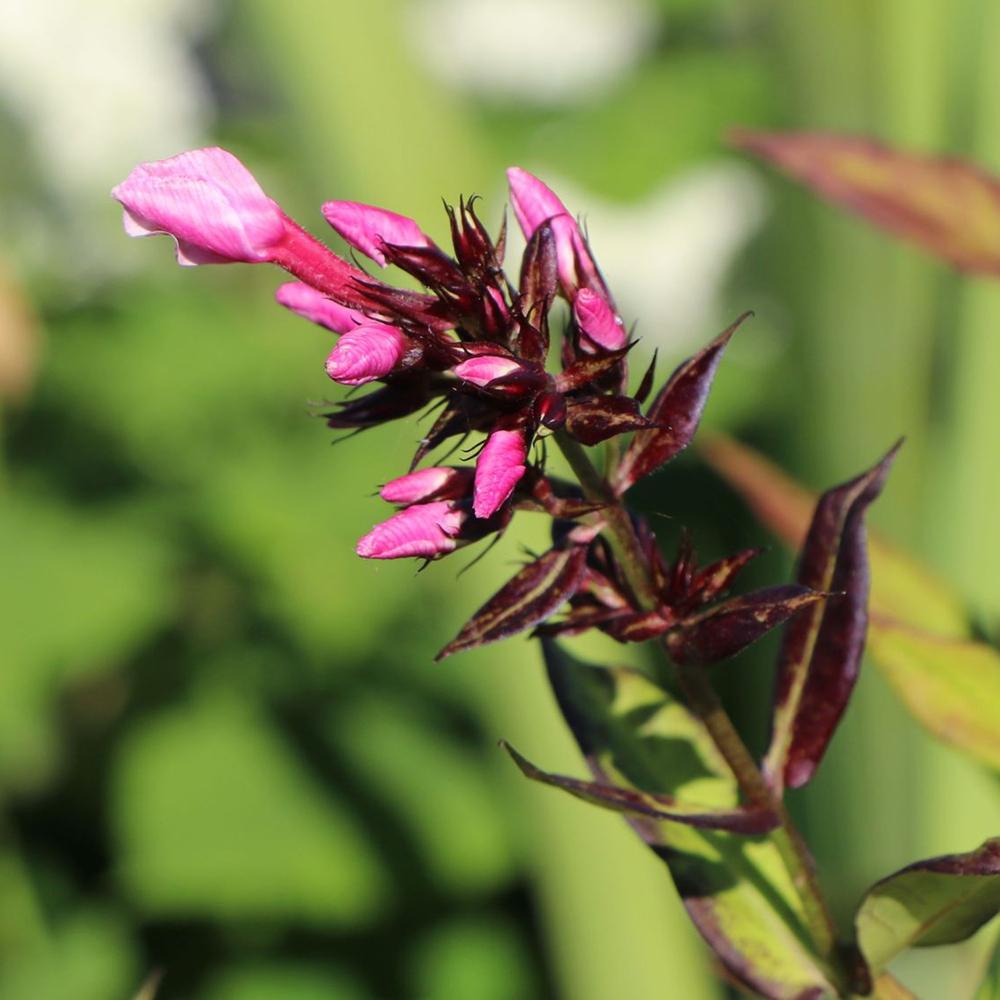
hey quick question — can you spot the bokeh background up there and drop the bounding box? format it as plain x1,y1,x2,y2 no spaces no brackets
2,1,999,997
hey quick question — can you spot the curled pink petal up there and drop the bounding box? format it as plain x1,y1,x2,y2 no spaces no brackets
453,355,523,387
322,201,431,267
275,281,367,334
112,147,286,266
325,325,409,385
474,429,528,519
356,501,465,559
573,288,626,350
380,467,471,505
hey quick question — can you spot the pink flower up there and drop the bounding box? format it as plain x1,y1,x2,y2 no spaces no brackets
506,166,608,299
474,428,527,519
380,467,471,505
325,324,410,385
275,281,367,335
453,355,524,387
356,500,465,559
322,201,432,267
112,147,287,266
574,288,626,350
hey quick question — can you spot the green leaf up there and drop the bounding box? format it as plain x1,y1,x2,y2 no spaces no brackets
856,838,1000,972
975,932,1000,1000
540,640,836,1000
867,622,1000,772
112,693,388,925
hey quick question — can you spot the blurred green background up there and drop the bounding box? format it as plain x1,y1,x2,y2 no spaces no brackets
1,1,998,997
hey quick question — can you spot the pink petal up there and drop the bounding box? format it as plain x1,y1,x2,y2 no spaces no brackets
380,467,470,505
506,166,570,238
112,147,286,265
325,325,409,385
356,501,465,559
275,281,367,334
573,288,626,350
321,201,431,268
452,355,523,387
474,429,527,519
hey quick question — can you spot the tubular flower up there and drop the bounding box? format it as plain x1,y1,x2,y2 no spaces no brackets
379,467,472,505
275,281,367,334
474,428,528,519
574,287,626,351
325,325,412,386
322,201,433,267
356,501,466,560
112,147,286,265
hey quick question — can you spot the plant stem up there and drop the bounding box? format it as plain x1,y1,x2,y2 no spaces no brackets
553,430,847,991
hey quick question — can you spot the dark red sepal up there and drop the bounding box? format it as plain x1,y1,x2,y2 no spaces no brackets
565,395,656,446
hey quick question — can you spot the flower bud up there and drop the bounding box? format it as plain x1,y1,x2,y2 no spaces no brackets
275,281,368,334
112,147,287,266
474,428,528,519
573,288,626,351
325,324,410,386
379,467,471,505
356,500,465,559
452,355,523,387
322,201,431,268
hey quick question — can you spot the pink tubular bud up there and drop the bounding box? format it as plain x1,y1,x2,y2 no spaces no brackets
356,500,465,559
112,147,287,266
275,281,368,334
322,201,431,268
325,324,409,386
573,288,626,350
452,355,523,387
506,166,570,238
474,428,528,519
379,467,471,505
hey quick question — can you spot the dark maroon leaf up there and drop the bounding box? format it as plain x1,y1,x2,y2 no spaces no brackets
323,378,434,429
350,276,453,332
665,585,825,667
601,609,673,643
635,348,658,405
613,312,752,493
410,395,495,468
503,742,780,834
765,444,900,790
436,546,587,659
380,241,467,292
519,223,558,319
555,344,633,394
533,604,631,638
690,548,763,606
565,395,655,446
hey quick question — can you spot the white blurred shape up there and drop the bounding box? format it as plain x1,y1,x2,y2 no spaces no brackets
0,0,215,280
409,0,656,104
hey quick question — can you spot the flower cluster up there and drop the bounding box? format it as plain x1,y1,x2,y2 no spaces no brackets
112,148,654,553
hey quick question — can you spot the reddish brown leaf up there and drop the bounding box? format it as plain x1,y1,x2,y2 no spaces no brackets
765,444,900,790
503,741,780,834
690,548,763,606
436,546,586,659
614,312,751,493
665,585,825,667
565,395,655,446
734,130,1000,276
555,344,633,394
634,348,658,405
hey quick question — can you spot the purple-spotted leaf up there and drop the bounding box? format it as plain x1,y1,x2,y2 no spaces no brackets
503,741,779,834
764,444,899,790
734,130,1000,277
665,585,825,668
565,395,655,446
700,436,1000,776
542,639,837,998
614,312,751,494
856,838,1000,972
435,547,586,659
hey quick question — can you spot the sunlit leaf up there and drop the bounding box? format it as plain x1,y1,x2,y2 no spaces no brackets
504,741,779,833
734,130,1000,276
613,313,750,494
666,585,824,667
436,547,586,659
866,622,1000,772
765,445,898,790
855,838,1000,972
541,639,837,999
564,395,654,445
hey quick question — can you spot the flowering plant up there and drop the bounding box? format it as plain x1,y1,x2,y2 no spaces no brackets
113,147,999,999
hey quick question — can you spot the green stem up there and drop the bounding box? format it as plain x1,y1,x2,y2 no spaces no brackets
553,430,847,992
